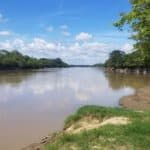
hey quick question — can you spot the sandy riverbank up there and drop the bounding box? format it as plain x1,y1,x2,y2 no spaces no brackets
120,86,150,110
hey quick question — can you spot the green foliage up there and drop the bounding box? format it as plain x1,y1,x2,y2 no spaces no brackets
124,50,145,67
105,49,148,68
93,63,104,67
114,0,150,67
105,50,126,68
0,50,68,69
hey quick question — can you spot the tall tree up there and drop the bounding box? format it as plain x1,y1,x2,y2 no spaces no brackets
114,0,150,67
105,50,125,68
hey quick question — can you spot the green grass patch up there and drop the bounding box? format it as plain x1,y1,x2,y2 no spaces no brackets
45,105,150,150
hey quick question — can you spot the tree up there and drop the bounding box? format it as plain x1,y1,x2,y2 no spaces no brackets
105,50,126,68
114,0,150,67
124,51,145,67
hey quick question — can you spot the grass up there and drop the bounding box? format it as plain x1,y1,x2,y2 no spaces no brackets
45,105,150,150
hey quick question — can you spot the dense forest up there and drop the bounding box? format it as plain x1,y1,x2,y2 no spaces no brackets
0,50,68,69
105,0,150,68
104,50,148,68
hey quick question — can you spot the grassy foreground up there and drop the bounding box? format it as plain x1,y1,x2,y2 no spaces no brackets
45,106,150,150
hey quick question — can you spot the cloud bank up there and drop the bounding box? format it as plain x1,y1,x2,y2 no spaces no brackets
0,36,133,64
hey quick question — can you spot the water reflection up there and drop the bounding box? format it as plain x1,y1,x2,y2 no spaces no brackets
0,68,149,150
0,71,34,86
104,71,150,90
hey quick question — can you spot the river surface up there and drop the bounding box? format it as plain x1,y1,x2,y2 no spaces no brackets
0,67,150,150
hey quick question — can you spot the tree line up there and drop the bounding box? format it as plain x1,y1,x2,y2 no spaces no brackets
104,50,148,68
0,50,68,69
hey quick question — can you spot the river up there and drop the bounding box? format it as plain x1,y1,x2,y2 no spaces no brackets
0,67,150,150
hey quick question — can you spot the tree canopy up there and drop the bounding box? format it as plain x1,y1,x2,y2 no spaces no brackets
105,50,125,68
105,50,145,68
114,0,150,67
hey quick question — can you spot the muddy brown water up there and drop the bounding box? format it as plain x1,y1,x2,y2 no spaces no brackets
0,67,149,150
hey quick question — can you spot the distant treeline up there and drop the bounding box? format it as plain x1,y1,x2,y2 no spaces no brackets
0,50,68,69
93,63,104,67
70,65,92,67
104,50,150,69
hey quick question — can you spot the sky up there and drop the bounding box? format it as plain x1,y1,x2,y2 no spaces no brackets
0,0,133,65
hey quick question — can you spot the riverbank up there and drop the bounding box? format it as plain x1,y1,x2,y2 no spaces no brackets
23,105,150,150
120,86,150,110
105,68,150,75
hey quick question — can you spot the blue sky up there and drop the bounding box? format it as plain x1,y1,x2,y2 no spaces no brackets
0,0,133,64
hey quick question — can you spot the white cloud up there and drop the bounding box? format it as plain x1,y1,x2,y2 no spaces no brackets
76,32,92,41
0,38,58,54
0,41,13,50
27,38,57,51
122,43,133,53
68,42,81,51
82,42,108,52
60,25,68,30
0,13,7,23
61,31,71,36
60,24,71,37
46,26,53,32
0,31,11,36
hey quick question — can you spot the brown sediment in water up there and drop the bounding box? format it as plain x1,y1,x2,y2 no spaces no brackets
22,143,44,150
120,86,150,110
22,139,48,150
22,132,63,150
